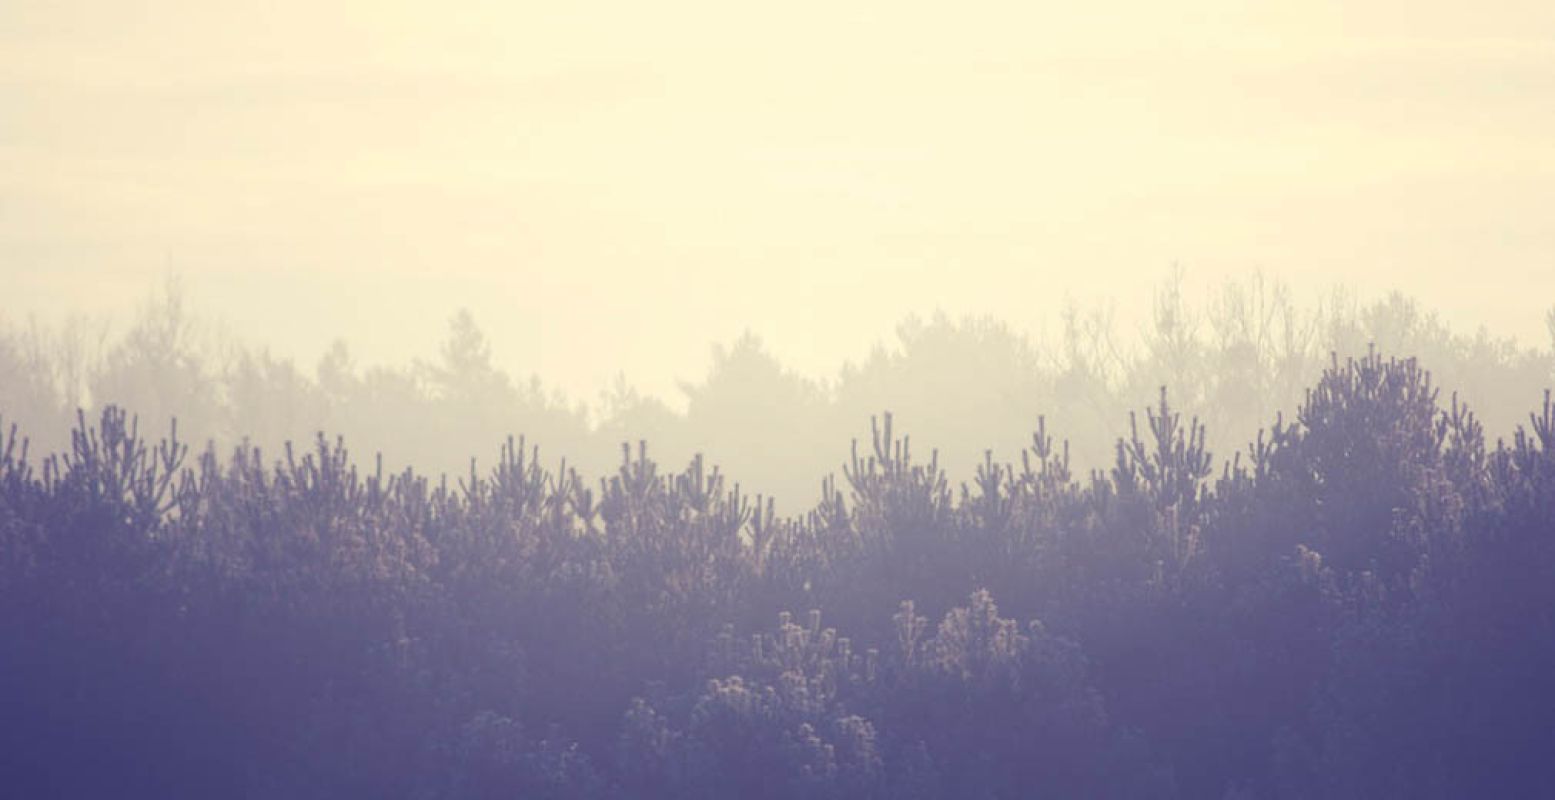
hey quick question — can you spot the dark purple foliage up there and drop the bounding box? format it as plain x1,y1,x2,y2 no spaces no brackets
2,351,1553,797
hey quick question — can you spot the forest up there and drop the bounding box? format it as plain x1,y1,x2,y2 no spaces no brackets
4,278,1555,797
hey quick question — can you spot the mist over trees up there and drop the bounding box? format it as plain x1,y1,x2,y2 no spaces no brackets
4,274,1551,510
4,274,1555,797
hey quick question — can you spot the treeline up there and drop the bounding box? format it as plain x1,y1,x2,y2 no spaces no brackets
4,347,1555,797
4,274,1553,507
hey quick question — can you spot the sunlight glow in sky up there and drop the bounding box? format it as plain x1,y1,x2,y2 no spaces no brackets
4,1,1553,401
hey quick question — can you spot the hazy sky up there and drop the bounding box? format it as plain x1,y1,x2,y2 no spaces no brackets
4,1,1553,403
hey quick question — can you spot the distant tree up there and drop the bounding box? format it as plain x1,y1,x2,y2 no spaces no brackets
593,373,684,473
424,308,509,406
1202,272,1322,450
89,277,220,445
221,348,326,454
681,332,829,506
0,324,64,453
836,312,1056,482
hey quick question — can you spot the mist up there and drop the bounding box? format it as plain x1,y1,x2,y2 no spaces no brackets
5,274,1552,511
7,1,1555,404
6,2,1555,797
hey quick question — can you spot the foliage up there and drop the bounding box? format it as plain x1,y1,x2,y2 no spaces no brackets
2,332,1555,796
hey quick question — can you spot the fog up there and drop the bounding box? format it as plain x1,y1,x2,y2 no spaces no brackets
2,273,1551,515
6,0,1555,405
10,3,1555,797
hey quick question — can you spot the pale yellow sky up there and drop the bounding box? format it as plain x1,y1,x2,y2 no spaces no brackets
3,1,1553,402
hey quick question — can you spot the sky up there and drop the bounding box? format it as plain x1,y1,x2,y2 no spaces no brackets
3,1,1553,404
